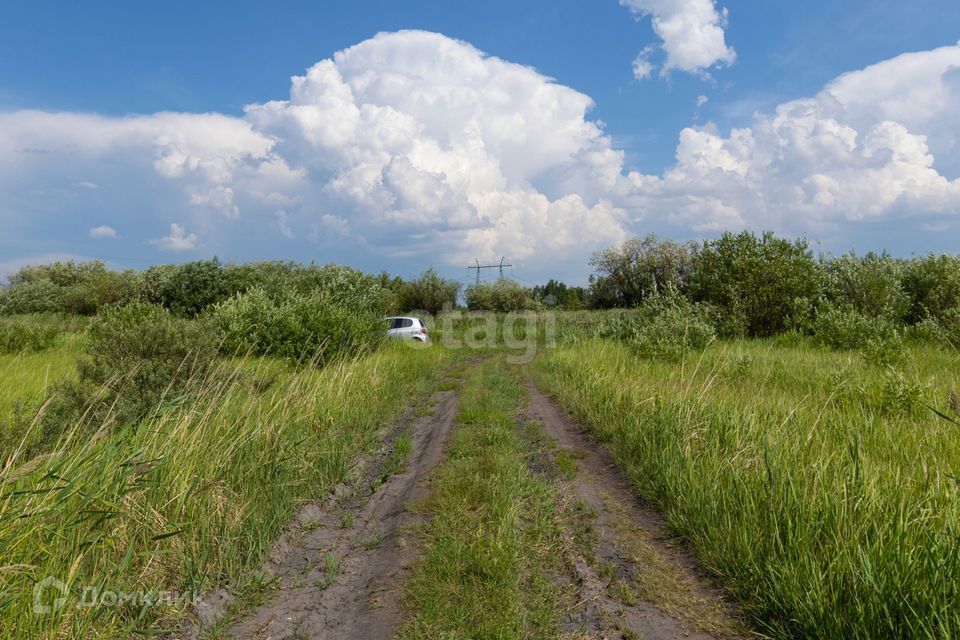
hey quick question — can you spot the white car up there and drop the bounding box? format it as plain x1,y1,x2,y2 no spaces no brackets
385,316,430,343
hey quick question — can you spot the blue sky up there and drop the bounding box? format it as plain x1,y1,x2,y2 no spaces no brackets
2,0,959,284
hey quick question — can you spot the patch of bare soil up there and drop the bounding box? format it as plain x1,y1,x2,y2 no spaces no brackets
192,388,459,640
523,380,752,640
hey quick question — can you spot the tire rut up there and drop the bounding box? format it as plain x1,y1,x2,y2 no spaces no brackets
222,389,459,640
523,379,750,640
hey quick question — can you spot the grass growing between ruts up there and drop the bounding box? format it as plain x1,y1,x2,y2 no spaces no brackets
535,338,960,639
398,358,569,639
1,343,453,638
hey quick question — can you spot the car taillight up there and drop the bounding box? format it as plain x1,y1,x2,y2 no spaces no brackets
421,327,428,334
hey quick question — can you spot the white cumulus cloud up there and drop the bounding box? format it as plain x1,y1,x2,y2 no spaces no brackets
243,30,629,264
632,46,656,80
89,225,117,239
0,31,629,272
274,209,294,239
625,44,960,235
2,33,960,275
150,223,198,252
621,0,736,77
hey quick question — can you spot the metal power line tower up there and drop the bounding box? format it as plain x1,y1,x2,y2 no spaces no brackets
468,257,512,285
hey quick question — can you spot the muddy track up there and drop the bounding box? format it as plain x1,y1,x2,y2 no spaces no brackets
179,360,747,640
523,380,749,640
218,388,458,639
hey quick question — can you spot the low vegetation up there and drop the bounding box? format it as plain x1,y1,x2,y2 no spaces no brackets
4,344,452,636
0,315,87,353
465,278,537,312
0,343,79,452
0,232,958,639
535,338,960,638
597,286,715,360
0,257,460,637
213,287,384,363
385,267,461,315
0,319,59,354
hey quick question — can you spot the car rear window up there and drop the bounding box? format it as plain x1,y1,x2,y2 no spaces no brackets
400,318,414,328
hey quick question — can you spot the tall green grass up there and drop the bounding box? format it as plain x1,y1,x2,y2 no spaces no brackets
0,315,86,455
0,314,89,356
0,341,80,439
535,338,960,639
1,343,453,638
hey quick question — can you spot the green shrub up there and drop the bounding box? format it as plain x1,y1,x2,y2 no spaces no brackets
905,309,960,349
1,278,65,314
214,286,273,352
396,268,460,315
702,299,750,339
905,317,953,346
723,353,754,380
599,287,715,360
75,303,219,423
688,231,821,337
28,303,219,453
813,305,894,350
138,259,238,317
813,305,908,364
285,263,394,314
465,279,536,312
227,260,299,294
862,330,907,367
822,251,909,321
133,261,392,319
61,270,139,315
214,288,384,364
7,260,107,288
902,253,960,324
1,261,140,315
940,307,960,344
588,234,695,308
0,319,59,353
532,279,586,310
874,367,927,416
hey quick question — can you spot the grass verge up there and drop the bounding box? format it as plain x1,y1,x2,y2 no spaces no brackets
534,338,960,639
2,343,454,638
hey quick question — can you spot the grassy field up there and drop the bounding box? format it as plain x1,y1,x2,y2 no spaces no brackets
1,343,454,638
0,343,77,418
535,337,960,639
5,306,960,639
0,314,88,416
0,338,82,453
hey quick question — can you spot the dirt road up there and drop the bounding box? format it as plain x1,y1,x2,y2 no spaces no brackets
524,381,746,639
190,361,746,639
220,389,459,639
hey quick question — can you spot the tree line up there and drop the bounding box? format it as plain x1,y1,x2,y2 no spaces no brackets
586,232,959,341
2,230,958,346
